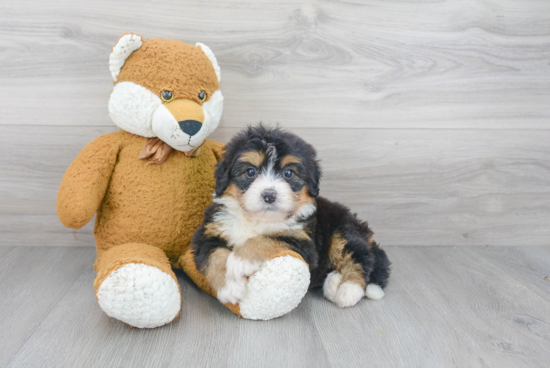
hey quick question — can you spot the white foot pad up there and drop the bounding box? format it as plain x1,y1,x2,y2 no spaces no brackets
323,271,364,308
365,283,385,300
97,263,181,328
239,255,310,320
334,281,364,308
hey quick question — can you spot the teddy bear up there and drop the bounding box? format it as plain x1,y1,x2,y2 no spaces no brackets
57,33,310,328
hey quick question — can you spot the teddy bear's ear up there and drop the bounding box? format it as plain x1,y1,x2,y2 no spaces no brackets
109,33,143,81
196,43,221,82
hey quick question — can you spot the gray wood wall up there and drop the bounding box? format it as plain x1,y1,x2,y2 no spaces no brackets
1,0,549,247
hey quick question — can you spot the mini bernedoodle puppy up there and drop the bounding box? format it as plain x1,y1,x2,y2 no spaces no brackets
192,125,390,308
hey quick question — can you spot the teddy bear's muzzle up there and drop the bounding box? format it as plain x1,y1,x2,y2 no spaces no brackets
151,98,210,153
178,120,203,136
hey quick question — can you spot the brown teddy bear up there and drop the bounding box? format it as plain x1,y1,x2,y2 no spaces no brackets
57,34,310,328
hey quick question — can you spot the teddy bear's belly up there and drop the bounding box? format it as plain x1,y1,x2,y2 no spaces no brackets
93,146,217,266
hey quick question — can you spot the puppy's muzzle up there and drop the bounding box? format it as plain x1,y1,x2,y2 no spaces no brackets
262,189,277,204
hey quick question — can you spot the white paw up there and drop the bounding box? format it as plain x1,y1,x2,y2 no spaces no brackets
334,281,364,308
225,252,262,281
217,278,247,304
323,271,343,303
365,284,385,300
217,253,262,304
97,263,181,328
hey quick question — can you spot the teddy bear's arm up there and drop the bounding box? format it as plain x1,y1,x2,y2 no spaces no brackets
57,133,121,229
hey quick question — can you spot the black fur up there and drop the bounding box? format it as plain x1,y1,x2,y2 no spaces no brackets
214,124,321,197
195,124,390,291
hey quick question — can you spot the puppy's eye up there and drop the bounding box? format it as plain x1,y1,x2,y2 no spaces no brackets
246,168,256,178
283,169,293,178
198,90,206,101
161,91,173,102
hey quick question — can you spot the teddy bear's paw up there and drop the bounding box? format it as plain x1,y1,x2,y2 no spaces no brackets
238,255,310,320
97,263,181,328
365,283,385,300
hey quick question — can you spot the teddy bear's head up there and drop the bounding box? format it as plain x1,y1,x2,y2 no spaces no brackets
108,33,223,153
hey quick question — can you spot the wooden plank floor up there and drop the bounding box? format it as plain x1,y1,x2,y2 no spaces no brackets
1,246,549,368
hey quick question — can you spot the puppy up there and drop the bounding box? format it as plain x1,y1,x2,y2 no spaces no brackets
192,125,390,307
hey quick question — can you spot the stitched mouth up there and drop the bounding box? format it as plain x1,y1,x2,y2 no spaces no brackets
178,136,194,148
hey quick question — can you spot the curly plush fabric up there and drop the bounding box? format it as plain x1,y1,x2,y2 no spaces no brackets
116,38,220,105
58,131,224,268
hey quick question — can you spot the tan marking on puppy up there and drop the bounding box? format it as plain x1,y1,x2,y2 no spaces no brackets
204,222,225,239
291,187,315,216
269,229,311,241
239,150,265,168
329,232,366,288
202,247,231,292
232,236,291,264
280,155,302,167
221,183,243,200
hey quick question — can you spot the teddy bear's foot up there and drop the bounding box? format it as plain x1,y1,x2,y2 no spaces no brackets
238,254,310,320
97,263,181,328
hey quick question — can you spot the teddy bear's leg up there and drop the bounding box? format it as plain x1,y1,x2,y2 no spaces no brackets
94,243,181,328
180,249,310,320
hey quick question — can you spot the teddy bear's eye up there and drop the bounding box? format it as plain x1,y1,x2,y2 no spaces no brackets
198,90,206,101
161,91,173,102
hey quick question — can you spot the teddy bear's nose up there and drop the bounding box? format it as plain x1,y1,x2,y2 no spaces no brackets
178,120,203,136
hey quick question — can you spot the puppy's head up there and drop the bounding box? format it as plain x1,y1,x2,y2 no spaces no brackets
215,125,321,221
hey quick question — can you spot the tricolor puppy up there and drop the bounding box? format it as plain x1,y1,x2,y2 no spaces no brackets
192,125,390,308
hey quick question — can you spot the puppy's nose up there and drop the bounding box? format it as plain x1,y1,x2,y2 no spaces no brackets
262,189,277,204
178,120,202,136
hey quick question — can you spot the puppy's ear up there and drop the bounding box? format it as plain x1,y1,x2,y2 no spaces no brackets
304,149,322,197
306,162,321,197
214,161,231,197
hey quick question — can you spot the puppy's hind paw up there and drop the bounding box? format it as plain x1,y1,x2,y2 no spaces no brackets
323,271,343,303
365,284,385,300
334,281,364,308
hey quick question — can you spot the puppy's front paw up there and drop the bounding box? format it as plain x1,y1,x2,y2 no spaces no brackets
226,252,262,281
217,278,247,304
217,252,262,304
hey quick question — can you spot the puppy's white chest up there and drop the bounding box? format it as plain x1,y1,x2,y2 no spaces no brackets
213,198,301,247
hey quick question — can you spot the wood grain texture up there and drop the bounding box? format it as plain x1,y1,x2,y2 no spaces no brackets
1,246,549,367
0,0,548,129
2,125,549,246
0,246,96,365
0,0,549,247
309,246,550,368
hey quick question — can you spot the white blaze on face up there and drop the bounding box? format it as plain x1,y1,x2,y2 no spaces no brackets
242,145,295,221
